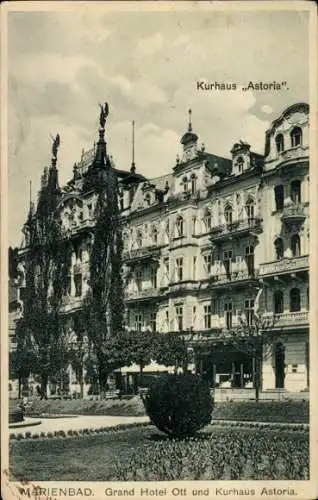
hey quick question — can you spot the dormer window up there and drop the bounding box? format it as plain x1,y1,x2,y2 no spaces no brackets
182,177,188,193
291,127,302,147
275,134,284,153
190,173,197,194
145,193,151,207
236,156,244,173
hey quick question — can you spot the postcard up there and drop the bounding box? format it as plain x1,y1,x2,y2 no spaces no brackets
1,1,317,500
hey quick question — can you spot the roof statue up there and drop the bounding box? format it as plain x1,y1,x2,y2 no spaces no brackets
51,133,60,159
99,102,109,129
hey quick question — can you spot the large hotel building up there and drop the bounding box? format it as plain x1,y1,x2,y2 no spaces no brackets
9,102,309,399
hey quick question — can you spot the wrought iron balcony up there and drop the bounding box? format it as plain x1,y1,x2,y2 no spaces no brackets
123,245,161,264
210,218,262,242
209,269,259,288
124,287,164,302
259,255,309,277
168,280,201,294
281,204,306,225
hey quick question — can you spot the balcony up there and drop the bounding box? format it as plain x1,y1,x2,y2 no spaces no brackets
123,245,162,265
124,287,165,303
259,255,309,278
209,270,259,289
210,218,262,242
263,311,309,328
61,217,95,238
277,145,309,168
168,280,201,295
60,295,83,313
281,204,306,225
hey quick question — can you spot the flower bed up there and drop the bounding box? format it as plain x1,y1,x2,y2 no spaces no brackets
113,427,309,481
9,425,308,481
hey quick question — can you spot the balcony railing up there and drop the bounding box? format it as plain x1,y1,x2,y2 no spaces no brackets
259,255,309,276
169,280,201,293
263,311,309,327
209,270,259,286
123,245,161,263
278,145,309,163
124,287,163,301
210,218,262,241
281,203,306,224
61,217,95,238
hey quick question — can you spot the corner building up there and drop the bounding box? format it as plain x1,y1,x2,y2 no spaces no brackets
121,102,309,398
15,103,309,399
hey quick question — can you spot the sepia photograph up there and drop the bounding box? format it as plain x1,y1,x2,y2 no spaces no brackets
1,1,317,499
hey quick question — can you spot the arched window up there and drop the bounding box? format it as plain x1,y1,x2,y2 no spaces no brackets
136,230,143,248
245,197,255,221
273,290,284,314
290,288,301,312
291,127,302,147
152,226,158,244
291,180,301,204
182,177,188,193
176,215,184,237
224,204,233,225
274,185,284,211
275,134,284,153
191,173,197,194
204,208,212,232
291,234,301,257
236,156,244,173
144,193,151,207
274,237,284,260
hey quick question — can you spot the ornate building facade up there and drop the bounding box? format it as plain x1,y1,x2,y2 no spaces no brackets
11,102,309,399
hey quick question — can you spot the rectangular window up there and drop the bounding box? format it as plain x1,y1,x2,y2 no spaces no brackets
292,364,298,373
150,266,157,289
176,257,183,282
204,304,212,329
135,314,142,332
175,305,183,331
136,270,142,291
204,254,213,275
223,250,233,276
224,301,233,329
193,256,197,280
150,312,156,332
212,298,219,315
244,298,255,326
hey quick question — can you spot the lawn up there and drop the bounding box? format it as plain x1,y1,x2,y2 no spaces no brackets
10,425,309,481
24,398,309,423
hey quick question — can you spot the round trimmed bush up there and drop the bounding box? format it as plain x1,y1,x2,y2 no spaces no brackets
143,373,213,438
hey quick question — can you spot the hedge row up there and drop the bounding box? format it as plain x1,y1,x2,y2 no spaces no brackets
9,421,150,441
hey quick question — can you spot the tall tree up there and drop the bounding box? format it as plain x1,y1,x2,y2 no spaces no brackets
82,104,127,398
15,136,69,398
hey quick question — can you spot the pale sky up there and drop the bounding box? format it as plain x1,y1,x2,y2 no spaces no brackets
8,7,309,247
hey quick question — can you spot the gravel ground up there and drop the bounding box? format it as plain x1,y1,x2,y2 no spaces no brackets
10,415,149,436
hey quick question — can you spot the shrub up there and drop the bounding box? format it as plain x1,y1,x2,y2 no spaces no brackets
143,373,213,438
40,432,46,438
16,433,24,440
25,431,32,438
9,433,16,440
47,432,53,438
